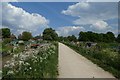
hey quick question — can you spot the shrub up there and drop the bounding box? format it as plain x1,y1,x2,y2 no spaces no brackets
3,38,12,44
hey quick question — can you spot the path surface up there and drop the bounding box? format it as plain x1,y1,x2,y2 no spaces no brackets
58,43,115,78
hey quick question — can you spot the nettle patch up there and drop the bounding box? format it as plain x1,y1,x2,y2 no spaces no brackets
2,43,58,79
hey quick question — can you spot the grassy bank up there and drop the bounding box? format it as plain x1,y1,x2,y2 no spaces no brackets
2,42,58,79
63,42,120,79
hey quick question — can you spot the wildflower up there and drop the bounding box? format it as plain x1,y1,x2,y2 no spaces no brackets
6,61,10,64
25,62,30,66
4,64,9,68
49,49,53,52
40,59,43,63
0,70,2,75
13,54,19,60
29,67,32,70
19,61,24,65
7,70,14,75
10,62,15,67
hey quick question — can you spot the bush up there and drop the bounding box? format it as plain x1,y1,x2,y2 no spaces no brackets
3,38,12,44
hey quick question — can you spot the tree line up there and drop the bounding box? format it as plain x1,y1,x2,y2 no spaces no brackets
79,31,116,43
1,28,58,42
1,28,120,43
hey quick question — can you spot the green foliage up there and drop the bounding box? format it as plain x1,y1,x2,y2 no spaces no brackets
13,45,25,54
67,35,77,42
1,28,11,38
3,38,12,44
78,31,115,42
58,35,77,42
43,28,58,41
21,31,32,41
2,45,13,53
58,36,69,42
117,34,120,43
106,32,115,42
58,36,64,42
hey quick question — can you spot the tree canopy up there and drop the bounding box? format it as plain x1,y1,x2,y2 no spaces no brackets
67,35,77,42
1,28,11,38
43,28,58,41
78,31,115,42
1,27,118,43
117,34,120,43
21,31,32,41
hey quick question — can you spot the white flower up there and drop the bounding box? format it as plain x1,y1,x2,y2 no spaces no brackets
49,49,53,52
24,62,30,66
40,58,43,62
29,67,32,70
6,61,10,64
10,62,15,67
40,57,43,60
4,64,10,68
7,70,14,75
19,61,24,65
13,54,19,60
0,70,2,74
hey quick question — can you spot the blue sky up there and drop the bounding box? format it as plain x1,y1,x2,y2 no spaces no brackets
10,2,77,28
1,0,120,2
1,2,119,37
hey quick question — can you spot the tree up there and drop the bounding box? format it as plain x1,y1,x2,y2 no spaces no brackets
117,34,120,43
58,36,64,41
21,31,32,41
43,28,58,41
78,31,116,42
58,36,69,42
106,32,115,42
67,35,77,42
78,31,88,41
3,38,12,44
1,28,11,38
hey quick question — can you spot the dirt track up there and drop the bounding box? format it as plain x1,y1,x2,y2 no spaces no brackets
58,43,115,78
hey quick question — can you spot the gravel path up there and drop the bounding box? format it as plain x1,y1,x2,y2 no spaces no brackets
58,43,115,78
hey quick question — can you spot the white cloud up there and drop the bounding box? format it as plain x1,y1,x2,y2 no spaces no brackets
62,2,117,25
2,3,49,35
56,26,85,37
86,0,120,2
62,2,118,34
62,2,90,17
90,20,111,31
1,0,119,2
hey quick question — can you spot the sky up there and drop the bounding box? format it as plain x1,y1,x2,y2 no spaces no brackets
1,0,120,2
1,2,119,37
